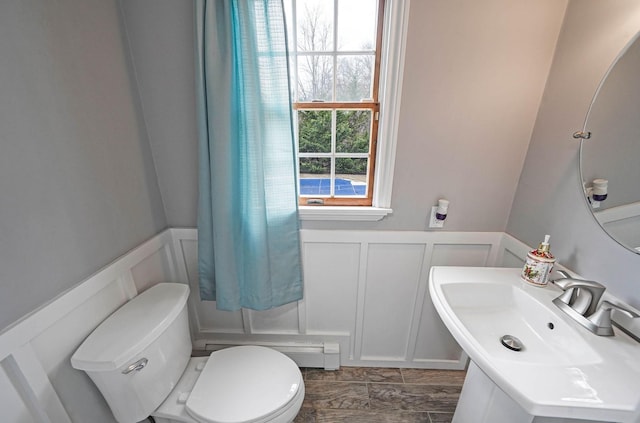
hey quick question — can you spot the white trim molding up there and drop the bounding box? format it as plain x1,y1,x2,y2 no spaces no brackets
299,206,392,221
374,0,410,209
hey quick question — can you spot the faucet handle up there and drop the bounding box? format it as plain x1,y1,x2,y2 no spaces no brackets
551,275,605,292
587,300,640,336
549,270,576,305
550,270,571,283
555,270,571,278
550,271,578,304
557,287,576,304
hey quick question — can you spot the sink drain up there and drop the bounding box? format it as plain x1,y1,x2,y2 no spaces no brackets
500,335,524,352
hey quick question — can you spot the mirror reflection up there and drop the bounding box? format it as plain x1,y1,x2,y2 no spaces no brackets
581,32,640,253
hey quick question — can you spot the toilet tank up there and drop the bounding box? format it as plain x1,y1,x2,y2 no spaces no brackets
71,283,192,423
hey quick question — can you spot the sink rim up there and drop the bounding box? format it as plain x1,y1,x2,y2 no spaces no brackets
429,266,640,422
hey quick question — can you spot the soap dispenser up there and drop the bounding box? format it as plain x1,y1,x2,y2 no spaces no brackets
521,235,556,287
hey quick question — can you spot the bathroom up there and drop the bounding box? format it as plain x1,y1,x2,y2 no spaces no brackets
2,0,640,422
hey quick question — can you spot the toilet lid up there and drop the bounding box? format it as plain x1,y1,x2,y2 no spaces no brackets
186,346,302,423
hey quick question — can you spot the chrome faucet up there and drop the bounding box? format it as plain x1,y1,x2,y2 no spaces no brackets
550,270,605,316
550,271,639,336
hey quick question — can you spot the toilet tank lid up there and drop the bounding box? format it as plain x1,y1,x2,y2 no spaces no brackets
71,283,190,372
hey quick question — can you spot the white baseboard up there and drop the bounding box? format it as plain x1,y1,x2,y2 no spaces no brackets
197,340,341,370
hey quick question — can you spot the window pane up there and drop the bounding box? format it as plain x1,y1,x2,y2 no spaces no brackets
337,0,377,51
297,0,334,52
297,54,333,101
335,158,368,196
300,158,331,195
336,55,374,101
298,110,332,153
336,110,371,153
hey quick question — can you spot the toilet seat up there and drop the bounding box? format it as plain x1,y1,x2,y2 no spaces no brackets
187,346,303,423
155,346,304,423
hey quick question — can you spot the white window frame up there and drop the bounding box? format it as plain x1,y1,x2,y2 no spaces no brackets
298,0,410,221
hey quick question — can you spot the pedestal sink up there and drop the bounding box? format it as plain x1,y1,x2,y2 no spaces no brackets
429,267,640,423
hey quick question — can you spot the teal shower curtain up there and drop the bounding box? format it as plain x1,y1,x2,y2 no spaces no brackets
194,0,303,310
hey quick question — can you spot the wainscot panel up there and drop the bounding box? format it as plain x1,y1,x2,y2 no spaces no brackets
0,359,35,423
360,243,426,361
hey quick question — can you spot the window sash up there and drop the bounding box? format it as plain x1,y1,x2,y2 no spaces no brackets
290,0,385,206
295,102,379,205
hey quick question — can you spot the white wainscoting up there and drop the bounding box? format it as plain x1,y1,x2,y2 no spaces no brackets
0,228,531,422
174,229,531,369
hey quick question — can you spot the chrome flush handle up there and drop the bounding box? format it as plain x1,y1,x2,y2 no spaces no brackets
122,358,148,374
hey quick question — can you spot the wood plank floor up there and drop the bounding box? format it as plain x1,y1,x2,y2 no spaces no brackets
294,367,466,423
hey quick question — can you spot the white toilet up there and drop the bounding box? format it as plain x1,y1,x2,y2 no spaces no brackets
71,283,305,423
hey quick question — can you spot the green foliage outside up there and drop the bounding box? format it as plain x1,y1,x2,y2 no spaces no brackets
298,110,370,175
299,110,331,153
336,110,370,154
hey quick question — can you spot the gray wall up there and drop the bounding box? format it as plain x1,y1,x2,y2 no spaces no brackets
0,0,166,330
508,0,640,308
119,0,199,228
8,0,640,332
123,0,566,231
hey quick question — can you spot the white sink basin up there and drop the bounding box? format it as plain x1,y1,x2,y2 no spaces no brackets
430,267,640,423
441,282,601,366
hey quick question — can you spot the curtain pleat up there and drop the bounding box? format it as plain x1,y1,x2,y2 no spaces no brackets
195,0,303,311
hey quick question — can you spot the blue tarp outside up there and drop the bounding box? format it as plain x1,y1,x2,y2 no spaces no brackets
300,178,366,196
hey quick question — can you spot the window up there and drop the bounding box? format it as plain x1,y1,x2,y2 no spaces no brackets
284,0,384,206
284,0,409,219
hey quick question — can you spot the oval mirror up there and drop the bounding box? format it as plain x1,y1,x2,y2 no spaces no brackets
580,32,640,254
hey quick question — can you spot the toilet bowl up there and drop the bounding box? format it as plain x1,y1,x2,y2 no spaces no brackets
70,283,304,423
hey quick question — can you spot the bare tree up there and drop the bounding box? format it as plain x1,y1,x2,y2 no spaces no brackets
294,2,373,102
296,3,332,101
336,46,373,101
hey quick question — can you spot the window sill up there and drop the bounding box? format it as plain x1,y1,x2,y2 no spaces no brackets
298,206,393,221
